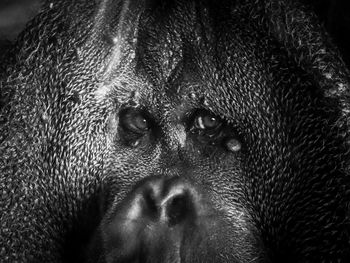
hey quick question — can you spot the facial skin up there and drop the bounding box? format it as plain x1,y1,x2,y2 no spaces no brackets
0,0,349,263
85,1,349,262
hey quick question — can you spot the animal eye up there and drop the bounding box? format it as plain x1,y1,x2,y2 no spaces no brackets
189,110,242,152
193,111,222,131
119,108,151,134
188,109,225,145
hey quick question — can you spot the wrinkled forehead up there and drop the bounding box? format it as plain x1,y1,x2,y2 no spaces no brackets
99,0,277,122
134,0,265,88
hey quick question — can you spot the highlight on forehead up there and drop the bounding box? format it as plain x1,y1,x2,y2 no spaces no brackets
94,0,238,108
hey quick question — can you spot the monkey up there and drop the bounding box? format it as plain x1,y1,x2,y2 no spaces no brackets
0,0,349,262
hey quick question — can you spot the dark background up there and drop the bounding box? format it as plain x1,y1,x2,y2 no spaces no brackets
0,0,40,42
0,0,349,66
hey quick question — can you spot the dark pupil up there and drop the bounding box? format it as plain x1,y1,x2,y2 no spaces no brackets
203,116,218,128
197,114,219,129
133,114,148,130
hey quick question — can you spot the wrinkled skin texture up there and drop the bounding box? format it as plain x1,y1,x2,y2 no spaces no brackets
0,0,350,262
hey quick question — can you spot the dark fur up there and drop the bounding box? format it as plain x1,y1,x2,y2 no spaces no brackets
0,0,349,262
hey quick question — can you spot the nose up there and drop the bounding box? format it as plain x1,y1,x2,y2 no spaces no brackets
99,176,205,263
139,177,195,226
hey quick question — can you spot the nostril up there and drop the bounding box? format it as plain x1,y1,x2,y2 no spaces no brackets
142,188,193,226
142,189,159,220
166,194,191,226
